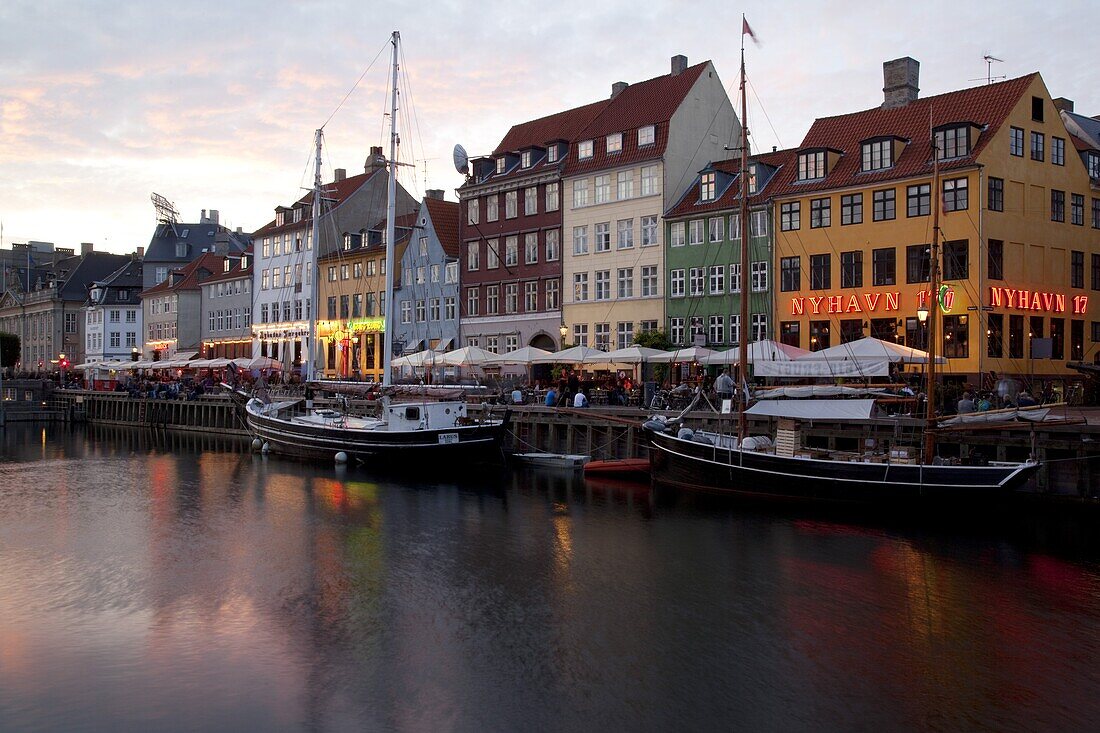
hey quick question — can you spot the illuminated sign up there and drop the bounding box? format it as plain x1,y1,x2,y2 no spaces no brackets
989,287,1087,315
316,318,386,335
252,322,310,338
791,292,900,316
938,285,955,314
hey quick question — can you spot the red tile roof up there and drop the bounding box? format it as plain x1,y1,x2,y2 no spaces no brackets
252,168,385,237
140,253,226,296
422,197,460,258
769,73,1038,198
665,148,797,219
493,99,611,156
1069,133,1096,152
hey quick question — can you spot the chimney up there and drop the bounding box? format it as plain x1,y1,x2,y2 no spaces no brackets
136,246,145,258
882,57,920,108
611,81,628,99
365,146,386,174
208,209,219,225
671,55,688,76
80,242,93,256
426,189,444,200
201,209,207,222
334,168,347,182
1053,97,1074,113
236,226,242,234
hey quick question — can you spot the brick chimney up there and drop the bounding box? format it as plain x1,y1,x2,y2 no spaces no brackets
882,57,920,109
136,246,145,258
80,242,93,255
208,209,219,225
1053,97,1074,113
334,168,347,182
364,146,386,174
426,189,444,200
611,81,628,99
671,55,688,76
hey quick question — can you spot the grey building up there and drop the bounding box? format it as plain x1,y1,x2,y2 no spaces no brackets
143,209,250,290
199,250,254,360
394,192,461,354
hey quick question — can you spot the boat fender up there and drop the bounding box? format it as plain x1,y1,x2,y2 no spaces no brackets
334,451,348,464
643,419,667,432
741,436,773,451
251,438,262,451
692,433,714,445
261,442,271,454
677,428,694,440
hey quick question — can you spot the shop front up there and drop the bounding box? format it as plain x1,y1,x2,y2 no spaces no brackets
316,318,384,382
251,323,310,375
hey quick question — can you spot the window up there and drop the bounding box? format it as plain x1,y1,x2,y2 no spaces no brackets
906,244,930,283
780,202,800,231
617,219,634,249
988,177,1004,212
1031,131,1044,161
700,172,716,200
709,217,723,243
1032,96,1044,122
640,165,659,196
810,197,831,228
1089,154,1100,180
573,226,589,255
520,150,533,169
272,268,282,288
262,239,271,258
573,273,589,302
1093,254,1100,291
365,292,376,316
907,184,930,217
840,319,864,344
841,251,863,289
641,265,657,297
595,175,611,203
505,190,518,219
780,257,800,292
809,321,830,350
547,145,559,163
688,220,704,246
729,263,742,293
641,216,658,246
505,237,518,267
841,194,863,225
572,180,589,207
467,287,479,316
942,240,968,280
986,312,1004,358
487,239,499,269
1052,136,1065,166
606,133,623,153
573,324,588,347
505,283,518,313
486,194,499,221
1071,194,1084,226
943,178,968,211
1010,126,1024,157
328,296,339,320
545,230,560,261
727,315,740,346
486,285,499,314
669,317,685,345
617,268,634,298
1009,315,1024,358
486,336,499,354
525,233,538,264
780,321,800,348
689,267,705,296
810,254,831,289
546,183,559,212
670,268,686,299
1072,319,1084,361
495,157,506,174
444,296,456,321
1095,199,1100,229
708,265,724,295
595,222,611,252
670,222,685,247
340,295,350,319
1051,190,1065,222
430,264,439,283
546,279,559,310
415,265,425,285
798,150,826,180
594,322,610,350
727,213,741,241
1072,251,1085,289
617,171,633,199
466,242,479,270
934,126,970,159
942,315,969,359
708,315,724,346
524,187,537,215
872,188,896,221
861,139,892,171
261,303,269,323
751,261,768,292
617,322,634,349
989,240,1004,281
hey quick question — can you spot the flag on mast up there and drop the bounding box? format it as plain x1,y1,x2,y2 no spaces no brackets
742,17,761,46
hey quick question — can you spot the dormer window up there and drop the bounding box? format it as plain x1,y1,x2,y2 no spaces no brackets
606,133,623,153
934,125,971,160
1088,152,1100,179
861,139,893,171
495,158,506,174
293,208,302,223
578,140,594,159
118,290,128,301
223,259,232,273
343,233,353,250
275,211,285,226
798,151,827,181
747,165,758,194
175,243,187,257
700,172,717,201
521,150,533,168
547,144,560,163
638,125,655,146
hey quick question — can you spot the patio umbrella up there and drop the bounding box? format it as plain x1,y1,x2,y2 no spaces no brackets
439,345,498,367
484,345,554,365
597,345,668,363
699,339,811,365
798,336,946,364
391,350,443,368
647,346,715,363
529,345,609,364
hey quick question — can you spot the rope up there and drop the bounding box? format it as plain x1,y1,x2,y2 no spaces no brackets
507,424,630,458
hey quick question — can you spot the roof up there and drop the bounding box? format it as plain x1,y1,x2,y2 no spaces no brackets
1069,133,1096,152
1062,109,1100,149
422,197,460,258
200,253,253,285
564,62,710,177
252,169,386,237
87,258,143,305
665,147,797,219
140,253,225,296
145,222,250,264
769,73,1038,198
493,99,610,156
55,252,133,301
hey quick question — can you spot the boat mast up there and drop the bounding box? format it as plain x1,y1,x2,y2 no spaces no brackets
305,128,323,384
381,30,400,388
737,19,750,443
924,109,940,463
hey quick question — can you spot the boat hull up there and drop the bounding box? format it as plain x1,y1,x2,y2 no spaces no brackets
647,429,1039,504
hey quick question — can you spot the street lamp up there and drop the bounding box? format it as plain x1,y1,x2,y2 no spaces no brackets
559,322,568,347
131,346,139,362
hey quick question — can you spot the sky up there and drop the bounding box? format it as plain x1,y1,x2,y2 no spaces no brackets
1,0,1095,255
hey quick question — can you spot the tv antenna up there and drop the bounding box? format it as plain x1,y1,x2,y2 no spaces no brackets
150,192,179,224
969,55,1006,85
420,157,437,191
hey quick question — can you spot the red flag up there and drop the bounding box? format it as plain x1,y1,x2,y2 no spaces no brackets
742,17,761,46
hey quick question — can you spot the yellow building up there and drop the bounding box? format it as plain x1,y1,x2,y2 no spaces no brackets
770,58,1099,385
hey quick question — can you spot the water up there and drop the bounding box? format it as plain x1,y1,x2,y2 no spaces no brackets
2,424,1100,732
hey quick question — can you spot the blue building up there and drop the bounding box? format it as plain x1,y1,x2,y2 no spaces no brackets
394,191,461,355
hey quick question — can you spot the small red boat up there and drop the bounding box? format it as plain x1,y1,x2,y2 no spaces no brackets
583,458,651,479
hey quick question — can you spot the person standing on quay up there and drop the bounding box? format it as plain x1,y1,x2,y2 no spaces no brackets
715,368,735,402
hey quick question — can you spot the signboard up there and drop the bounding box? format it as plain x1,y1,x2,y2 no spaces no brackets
989,287,1086,315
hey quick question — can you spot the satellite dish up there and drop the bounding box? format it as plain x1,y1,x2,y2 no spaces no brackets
453,144,469,175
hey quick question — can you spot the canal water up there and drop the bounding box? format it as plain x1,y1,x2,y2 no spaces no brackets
2,424,1100,732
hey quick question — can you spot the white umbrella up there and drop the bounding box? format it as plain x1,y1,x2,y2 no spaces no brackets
798,336,946,364
391,350,443,368
647,346,715,363
597,345,668,363
440,345,498,367
484,345,554,365
530,345,609,364
700,340,811,365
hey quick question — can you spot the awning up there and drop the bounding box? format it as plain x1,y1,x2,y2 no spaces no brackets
754,357,891,378
746,398,879,421
755,386,894,399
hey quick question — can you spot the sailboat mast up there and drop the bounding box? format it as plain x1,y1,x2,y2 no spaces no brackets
737,28,750,443
924,112,941,463
305,128,323,384
381,30,400,388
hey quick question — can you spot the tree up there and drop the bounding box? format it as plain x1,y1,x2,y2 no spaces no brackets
0,332,18,369
633,329,672,350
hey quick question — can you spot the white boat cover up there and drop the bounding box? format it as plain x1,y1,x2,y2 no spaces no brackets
745,398,878,420
700,340,811,365
754,357,891,378
755,385,894,399
530,345,610,364
484,345,554,364
939,406,1054,426
646,346,715,363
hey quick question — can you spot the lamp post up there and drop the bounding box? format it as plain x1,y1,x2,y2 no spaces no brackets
559,323,568,349
131,346,139,362
917,306,929,403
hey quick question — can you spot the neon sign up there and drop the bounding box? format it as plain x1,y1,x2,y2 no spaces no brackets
790,292,901,316
938,285,955,314
989,287,1087,314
